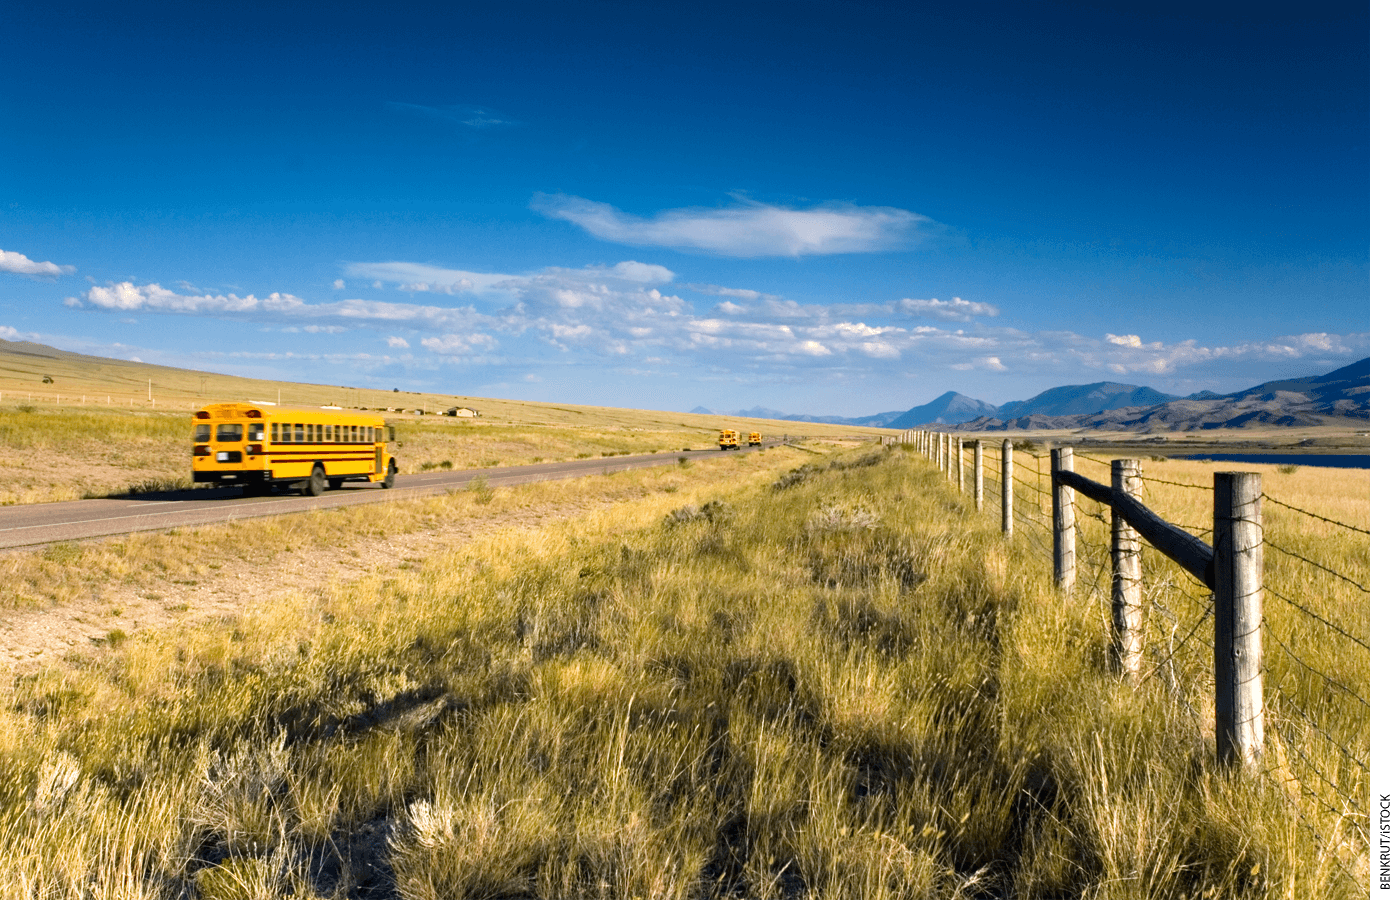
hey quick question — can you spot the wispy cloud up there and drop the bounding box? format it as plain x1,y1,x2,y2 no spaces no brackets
1,249,75,279
63,263,1366,391
421,333,498,355
531,194,932,257
69,282,491,331
714,295,999,323
1091,331,1370,376
682,283,785,304
342,262,515,295
386,102,519,129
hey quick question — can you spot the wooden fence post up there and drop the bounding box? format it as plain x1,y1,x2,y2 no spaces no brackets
1214,471,1264,769
1111,459,1144,680
1001,439,1013,536
955,437,964,493
973,440,984,511
936,432,943,469
1051,447,1076,591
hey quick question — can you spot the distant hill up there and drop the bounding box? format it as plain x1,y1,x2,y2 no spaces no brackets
887,392,999,429
995,382,1182,419
956,359,1369,433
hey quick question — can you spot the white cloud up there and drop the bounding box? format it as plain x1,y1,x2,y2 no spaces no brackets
421,333,498,354
0,325,20,340
63,260,1366,391
951,356,1009,371
710,295,999,324
71,281,491,331
332,279,345,290
343,262,517,295
1,249,75,279
531,194,931,258
896,297,999,321
683,283,784,303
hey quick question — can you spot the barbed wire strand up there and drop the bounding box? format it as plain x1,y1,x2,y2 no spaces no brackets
1269,778,1369,898
1160,518,1211,537
1272,686,1370,776
1263,539,1369,593
1263,620,1369,710
1270,745,1368,844
1140,474,1213,492
1136,605,1212,687
1262,493,1369,536
1263,586,1369,651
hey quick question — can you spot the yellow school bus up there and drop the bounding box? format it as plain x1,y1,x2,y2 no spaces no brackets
192,402,397,496
718,429,739,450
748,431,762,446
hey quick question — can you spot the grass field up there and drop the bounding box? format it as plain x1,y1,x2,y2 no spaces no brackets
0,440,1368,898
0,397,864,505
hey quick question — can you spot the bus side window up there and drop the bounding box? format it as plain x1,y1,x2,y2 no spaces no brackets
294,423,304,443
281,423,291,443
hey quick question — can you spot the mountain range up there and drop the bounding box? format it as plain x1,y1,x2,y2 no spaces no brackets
695,358,1369,432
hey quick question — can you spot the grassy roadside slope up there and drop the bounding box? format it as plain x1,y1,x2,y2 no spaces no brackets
0,445,1367,898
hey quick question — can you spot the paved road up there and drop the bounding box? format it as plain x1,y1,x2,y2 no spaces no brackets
0,445,774,551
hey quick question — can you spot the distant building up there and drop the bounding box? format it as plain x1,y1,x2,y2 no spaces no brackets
447,406,478,417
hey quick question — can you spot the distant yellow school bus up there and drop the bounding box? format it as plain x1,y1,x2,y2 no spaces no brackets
192,403,397,496
718,429,739,450
748,432,762,446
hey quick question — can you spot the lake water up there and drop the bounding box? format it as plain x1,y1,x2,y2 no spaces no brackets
1174,453,1369,470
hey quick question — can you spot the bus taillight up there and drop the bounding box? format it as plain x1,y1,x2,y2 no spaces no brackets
245,444,262,456
194,445,211,457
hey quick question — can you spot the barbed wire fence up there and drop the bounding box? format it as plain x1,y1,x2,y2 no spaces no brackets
894,429,1371,895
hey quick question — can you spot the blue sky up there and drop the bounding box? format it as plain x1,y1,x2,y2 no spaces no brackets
0,1,1370,415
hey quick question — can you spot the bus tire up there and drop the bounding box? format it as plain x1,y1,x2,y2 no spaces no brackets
304,465,327,497
381,462,396,489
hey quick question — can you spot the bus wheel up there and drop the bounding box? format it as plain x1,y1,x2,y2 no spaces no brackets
304,465,326,497
381,462,396,489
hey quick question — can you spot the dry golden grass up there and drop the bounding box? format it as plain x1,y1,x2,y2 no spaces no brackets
0,341,884,503
0,443,1368,898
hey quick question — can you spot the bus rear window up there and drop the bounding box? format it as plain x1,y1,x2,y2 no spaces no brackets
194,424,211,442
216,424,243,442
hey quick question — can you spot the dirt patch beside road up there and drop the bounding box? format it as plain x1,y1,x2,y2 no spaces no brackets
0,498,615,676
